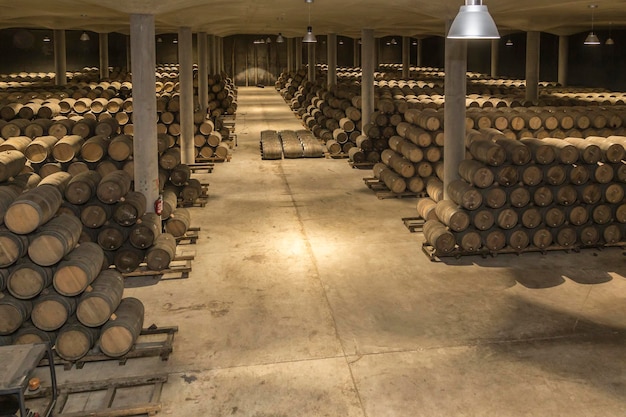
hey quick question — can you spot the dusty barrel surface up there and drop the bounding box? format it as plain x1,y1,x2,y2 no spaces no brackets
0,292,32,335
28,213,83,266
76,269,125,327
4,185,63,234
99,297,145,358
31,287,77,331
55,316,101,361
53,242,106,296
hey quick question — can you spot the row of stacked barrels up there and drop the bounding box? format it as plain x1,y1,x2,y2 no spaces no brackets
0,155,148,360
419,132,626,255
0,66,106,88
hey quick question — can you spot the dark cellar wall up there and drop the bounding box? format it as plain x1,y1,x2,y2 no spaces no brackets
0,28,625,91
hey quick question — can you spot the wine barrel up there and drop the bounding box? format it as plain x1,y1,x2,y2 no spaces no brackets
543,165,567,186
0,150,27,182
568,164,590,185
113,244,144,273
469,139,506,167
55,317,100,361
145,233,177,271
374,164,406,194
518,164,543,187
130,212,161,249
459,160,494,188
164,208,191,238
554,184,578,206
52,134,84,163
416,198,438,221
591,163,614,184
24,119,53,139
482,229,506,251
543,207,566,228
566,206,590,226
579,183,602,205
159,147,181,170
108,134,133,161
602,223,622,244
31,287,76,331
65,170,101,205
48,118,75,139
423,219,456,254
97,170,132,204
520,138,556,164
586,136,625,163
99,297,145,358
531,228,553,249
7,261,54,299
12,321,56,345
554,226,577,247
494,165,519,187
0,227,28,267
169,164,191,187
495,207,518,230
520,207,542,229
592,204,612,225
0,292,32,335
94,117,119,137
4,185,63,234
532,186,554,207
180,178,203,204
616,203,626,223
77,269,125,327
435,200,470,232
53,242,106,297
81,198,113,228
0,136,31,152
81,135,110,162
38,171,72,193
406,176,425,193
113,191,146,227
456,229,482,252
563,137,602,164
540,138,579,164
71,118,97,139
603,183,624,204
492,136,531,165
508,186,531,208
28,213,82,266
577,225,600,246
507,228,530,251
24,135,58,163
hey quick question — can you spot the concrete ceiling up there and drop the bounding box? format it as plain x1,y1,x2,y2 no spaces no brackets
0,0,625,38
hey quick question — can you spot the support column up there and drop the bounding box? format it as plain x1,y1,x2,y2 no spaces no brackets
327,33,337,89
130,14,159,213
417,38,423,67
178,27,195,165
374,37,379,70
217,36,224,74
287,37,294,72
402,36,410,78
126,35,131,70
361,29,375,130
353,38,360,67
490,39,499,78
307,41,316,81
208,34,216,74
558,35,568,87
99,33,109,80
525,31,540,104
443,23,467,200
295,37,303,69
197,32,209,113
53,30,66,86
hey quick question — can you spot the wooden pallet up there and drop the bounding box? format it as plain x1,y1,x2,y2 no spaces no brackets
363,177,426,199
188,162,215,173
31,374,167,417
123,259,192,280
175,226,200,245
325,152,349,159
349,161,375,170
178,195,209,208
402,217,425,233
195,154,232,163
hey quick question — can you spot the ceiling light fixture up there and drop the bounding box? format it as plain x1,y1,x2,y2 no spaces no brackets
157,37,163,43
584,5,601,45
79,31,90,41
412,39,417,46
339,39,344,45
605,21,614,45
276,33,285,43
43,35,51,42
303,0,317,43
447,0,500,39
173,38,178,44
266,37,272,43
390,38,398,45
505,38,513,46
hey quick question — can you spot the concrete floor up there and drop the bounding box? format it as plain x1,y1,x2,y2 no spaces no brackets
53,87,625,417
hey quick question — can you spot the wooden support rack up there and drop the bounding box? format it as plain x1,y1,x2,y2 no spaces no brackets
175,226,200,245
123,259,192,280
363,177,427,199
188,162,214,173
349,161,375,170
324,152,349,159
402,217,425,233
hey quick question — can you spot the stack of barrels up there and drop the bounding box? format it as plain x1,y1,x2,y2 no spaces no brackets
420,131,626,256
260,129,324,159
0,152,145,360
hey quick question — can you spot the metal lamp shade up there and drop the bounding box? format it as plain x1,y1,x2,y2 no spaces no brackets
447,2,500,39
303,26,317,43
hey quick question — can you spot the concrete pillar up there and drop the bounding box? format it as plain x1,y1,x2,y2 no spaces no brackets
327,33,337,89
307,41,316,81
53,30,66,86
99,33,109,80
126,35,131,70
295,37,303,69
178,27,195,165
417,38,423,67
490,39,498,78
353,38,360,67
287,37,294,72
208,34,216,74
525,31,540,104
361,29,375,130
402,36,410,78
129,14,159,213
374,37,379,70
197,32,209,113
217,36,224,73
443,23,467,200
558,35,568,87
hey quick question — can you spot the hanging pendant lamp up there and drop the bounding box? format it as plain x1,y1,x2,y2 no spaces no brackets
303,0,317,43
276,33,285,43
80,31,90,41
584,5,601,45
447,0,500,39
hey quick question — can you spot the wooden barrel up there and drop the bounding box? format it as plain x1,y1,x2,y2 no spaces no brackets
554,184,578,206
520,138,556,164
469,140,506,167
492,136,531,166
28,213,82,266
616,203,626,224
7,260,54,299
0,150,27,182
207,131,223,147
406,176,425,193
446,180,482,211
531,228,553,249
51,134,84,163
435,200,470,232
12,322,56,345
554,226,577,247
130,212,161,249
0,227,28,267
55,317,100,361
159,147,181,170
494,165,519,187
145,233,177,271
592,204,612,225
72,118,97,139
5,185,63,234
416,198,438,221
99,297,144,358
566,206,590,226
97,170,132,204
0,292,32,335
602,223,622,244
161,187,178,219
568,164,590,185
532,186,554,207
591,163,614,184
76,269,125,327
0,136,31,152
519,164,543,186
164,208,191,238
348,147,366,164
543,207,566,228
495,207,518,230
520,207,542,229
468,208,494,230
1,119,30,138
455,229,482,252
482,229,506,251
563,137,602,164
31,287,76,331
95,117,119,137
39,171,72,193
578,183,602,205
508,186,531,208
543,165,567,186
578,225,600,246
459,160,494,188
540,138,580,164
423,219,456,254
586,136,625,163
65,170,101,205
48,118,76,139
603,183,624,204
381,149,415,178
24,119,54,139
53,242,106,297
180,178,203,204
507,228,530,251
24,135,58,163
108,134,133,161
81,135,110,162
81,198,113,228
113,191,146,227
113,244,144,273
169,164,191,187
